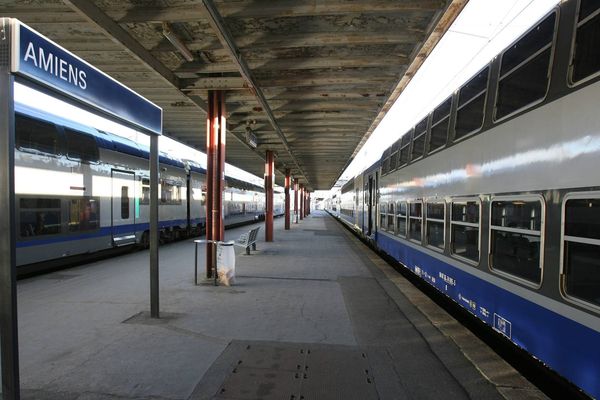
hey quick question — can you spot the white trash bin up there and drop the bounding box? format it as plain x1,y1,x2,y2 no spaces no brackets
217,241,236,286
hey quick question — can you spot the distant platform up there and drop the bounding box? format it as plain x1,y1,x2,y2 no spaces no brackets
17,211,544,400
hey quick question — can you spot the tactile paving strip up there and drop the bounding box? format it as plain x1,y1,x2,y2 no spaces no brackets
214,343,378,400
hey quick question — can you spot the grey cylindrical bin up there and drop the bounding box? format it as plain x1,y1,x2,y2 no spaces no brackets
217,241,236,286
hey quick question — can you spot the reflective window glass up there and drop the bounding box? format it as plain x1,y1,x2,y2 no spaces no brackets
121,187,130,219
427,203,445,220
65,128,99,163
69,197,99,232
409,219,422,242
564,241,600,308
19,198,62,237
491,230,541,283
572,3,600,83
16,114,63,155
451,225,479,261
565,198,600,239
491,200,542,231
452,201,480,223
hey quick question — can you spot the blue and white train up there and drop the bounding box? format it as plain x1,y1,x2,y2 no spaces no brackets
329,1,600,397
15,102,281,271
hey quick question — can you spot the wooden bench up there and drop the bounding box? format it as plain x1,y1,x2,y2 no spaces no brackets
234,226,260,255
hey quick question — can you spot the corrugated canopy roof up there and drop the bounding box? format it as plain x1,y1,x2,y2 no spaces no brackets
2,0,467,189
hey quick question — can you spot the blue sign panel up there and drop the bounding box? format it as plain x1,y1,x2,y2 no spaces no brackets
12,21,162,135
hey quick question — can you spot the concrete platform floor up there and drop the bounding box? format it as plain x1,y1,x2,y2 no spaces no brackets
16,211,546,400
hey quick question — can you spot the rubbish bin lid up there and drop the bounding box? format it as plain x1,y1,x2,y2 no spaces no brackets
218,240,235,246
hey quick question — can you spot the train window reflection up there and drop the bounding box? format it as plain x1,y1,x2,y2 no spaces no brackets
491,200,541,231
408,201,422,242
455,64,488,142
140,178,150,205
65,128,99,163
69,198,99,232
161,180,182,205
396,202,407,237
380,203,387,231
426,202,445,250
398,131,412,168
490,198,543,285
121,187,130,219
451,200,480,263
411,118,427,161
491,230,541,283
495,13,555,120
571,2,600,84
563,197,600,308
19,197,62,237
429,98,451,153
16,114,63,155
387,202,395,231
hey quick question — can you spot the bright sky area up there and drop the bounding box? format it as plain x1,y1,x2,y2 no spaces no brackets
16,0,560,197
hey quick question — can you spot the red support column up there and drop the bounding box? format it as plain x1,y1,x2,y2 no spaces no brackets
206,91,226,278
284,169,291,230
305,191,309,216
265,150,274,241
307,192,311,215
300,185,304,220
293,179,299,224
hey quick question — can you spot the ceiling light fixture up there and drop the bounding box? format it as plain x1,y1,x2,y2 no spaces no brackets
162,22,194,62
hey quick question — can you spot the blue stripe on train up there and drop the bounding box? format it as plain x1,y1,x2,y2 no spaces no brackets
376,232,600,399
16,218,204,248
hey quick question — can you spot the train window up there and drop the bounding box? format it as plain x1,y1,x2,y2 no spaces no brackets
450,199,480,263
429,98,451,153
380,203,387,230
387,202,395,231
396,201,407,237
570,1,600,84
161,180,182,205
398,131,412,167
426,202,445,250
68,197,99,232
411,118,427,161
490,198,543,285
70,134,99,163
382,158,391,175
15,114,63,155
579,0,599,21
19,197,62,237
455,67,489,141
495,13,555,120
390,139,400,171
140,178,150,205
65,128,99,163
408,201,423,242
381,148,391,175
121,187,130,219
562,196,600,308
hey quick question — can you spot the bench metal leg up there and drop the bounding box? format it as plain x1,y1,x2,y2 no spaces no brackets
252,243,257,251
246,246,250,255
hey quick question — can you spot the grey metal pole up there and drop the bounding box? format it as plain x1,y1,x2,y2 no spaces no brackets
150,133,159,318
0,18,20,399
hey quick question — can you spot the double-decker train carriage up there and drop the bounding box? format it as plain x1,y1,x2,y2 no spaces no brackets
327,1,600,397
15,103,267,268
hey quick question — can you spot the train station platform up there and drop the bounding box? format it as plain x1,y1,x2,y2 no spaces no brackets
17,211,545,400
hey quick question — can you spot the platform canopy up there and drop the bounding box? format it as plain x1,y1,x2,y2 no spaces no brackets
2,0,466,190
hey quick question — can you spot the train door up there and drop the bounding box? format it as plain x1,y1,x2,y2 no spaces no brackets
367,175,374,236
111,170,137,246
